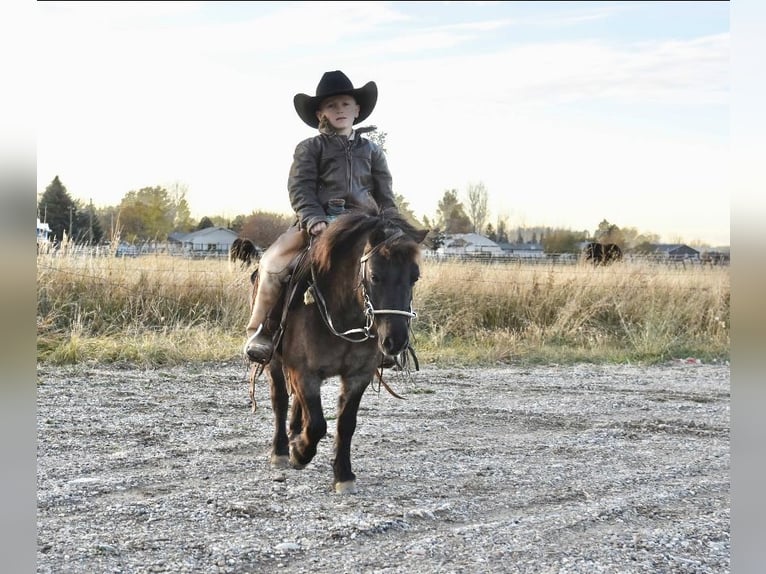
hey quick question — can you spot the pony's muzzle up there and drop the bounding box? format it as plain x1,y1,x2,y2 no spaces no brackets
377,318,411,358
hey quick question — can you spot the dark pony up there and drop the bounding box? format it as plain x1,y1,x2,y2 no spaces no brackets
230,237,258,268
251,206,428,493
584,242,622,266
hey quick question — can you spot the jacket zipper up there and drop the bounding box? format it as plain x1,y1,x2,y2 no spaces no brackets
346,137,353,193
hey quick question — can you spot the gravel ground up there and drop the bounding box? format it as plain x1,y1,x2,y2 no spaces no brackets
36,361,729,574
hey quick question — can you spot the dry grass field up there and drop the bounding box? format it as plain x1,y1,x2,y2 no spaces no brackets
36,253,729,366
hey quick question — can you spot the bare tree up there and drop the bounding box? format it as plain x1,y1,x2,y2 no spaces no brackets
466,181,489,234
167,181,194,231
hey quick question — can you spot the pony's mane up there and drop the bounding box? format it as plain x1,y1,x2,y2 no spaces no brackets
293,206,425,291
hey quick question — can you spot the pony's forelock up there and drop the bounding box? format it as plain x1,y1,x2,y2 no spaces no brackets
305,206,427,278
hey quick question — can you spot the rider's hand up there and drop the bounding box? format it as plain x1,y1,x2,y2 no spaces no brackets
310,221,327,236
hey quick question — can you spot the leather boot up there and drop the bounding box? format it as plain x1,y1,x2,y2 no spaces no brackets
243,271,283,364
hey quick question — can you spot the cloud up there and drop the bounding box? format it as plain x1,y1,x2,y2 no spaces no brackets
36,2,729,245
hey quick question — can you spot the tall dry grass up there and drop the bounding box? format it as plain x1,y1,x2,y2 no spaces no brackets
37,253,252,365
36,253,729,366
413,260,729,365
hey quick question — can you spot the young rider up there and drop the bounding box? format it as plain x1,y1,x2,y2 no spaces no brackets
244,70,399,363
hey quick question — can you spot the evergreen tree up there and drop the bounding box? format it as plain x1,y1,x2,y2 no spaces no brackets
230,214,247,234
436,189,471,233
38,176,78,243
196,216,215,230
485,223,497,242
495,218,509,243
73,199,104,244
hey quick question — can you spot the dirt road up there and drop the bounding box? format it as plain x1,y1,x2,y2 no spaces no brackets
37,361,729,573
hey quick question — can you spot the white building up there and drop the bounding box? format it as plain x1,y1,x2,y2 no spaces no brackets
37,218,52,251
435,233,506,257
175,227,239,257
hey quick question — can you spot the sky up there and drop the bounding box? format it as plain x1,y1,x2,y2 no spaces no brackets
36,1,731,246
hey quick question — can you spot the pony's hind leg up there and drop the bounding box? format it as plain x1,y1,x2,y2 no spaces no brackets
333,375,371,494
287,371,326,470
267,361,290,469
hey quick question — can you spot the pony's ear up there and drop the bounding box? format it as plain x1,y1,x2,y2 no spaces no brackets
413,229,429,244
369,226,386,247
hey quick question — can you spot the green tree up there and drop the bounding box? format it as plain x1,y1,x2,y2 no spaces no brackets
466,181,489,234
436,189,471,233
594,219,624,245
118,186,176,242
39,176,79,243
542,229,588,254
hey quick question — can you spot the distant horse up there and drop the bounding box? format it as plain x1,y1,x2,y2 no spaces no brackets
584,242,622,266
230,237,258,268
250,206,428,494
602,243,623,264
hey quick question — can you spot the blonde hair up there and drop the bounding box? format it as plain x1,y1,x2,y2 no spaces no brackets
318,115,335,135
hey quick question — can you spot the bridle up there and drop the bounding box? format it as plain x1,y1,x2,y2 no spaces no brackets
308,229,417,343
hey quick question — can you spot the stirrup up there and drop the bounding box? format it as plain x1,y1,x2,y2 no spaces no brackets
243,327,274,364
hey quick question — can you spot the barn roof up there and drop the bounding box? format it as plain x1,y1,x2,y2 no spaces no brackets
651,243,699,254
443,233,501,248
171,227,238,243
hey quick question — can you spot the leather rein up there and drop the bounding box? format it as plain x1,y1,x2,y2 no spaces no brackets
308,228,417,344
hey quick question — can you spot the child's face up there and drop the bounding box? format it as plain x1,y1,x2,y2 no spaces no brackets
316,95,360,135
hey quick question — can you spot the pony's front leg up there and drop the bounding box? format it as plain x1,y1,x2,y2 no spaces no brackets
287,371,326,470
333,375,371,494
267,361,290,469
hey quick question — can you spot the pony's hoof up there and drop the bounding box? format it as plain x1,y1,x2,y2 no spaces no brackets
334,480,358,494
270,454,290,469
289,452,307,470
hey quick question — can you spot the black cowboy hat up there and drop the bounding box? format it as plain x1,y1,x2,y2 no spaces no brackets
293,70,378,129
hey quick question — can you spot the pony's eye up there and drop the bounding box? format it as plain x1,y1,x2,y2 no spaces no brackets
369,273,380,283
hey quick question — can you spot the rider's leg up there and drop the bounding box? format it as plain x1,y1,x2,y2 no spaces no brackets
244,225,307,363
